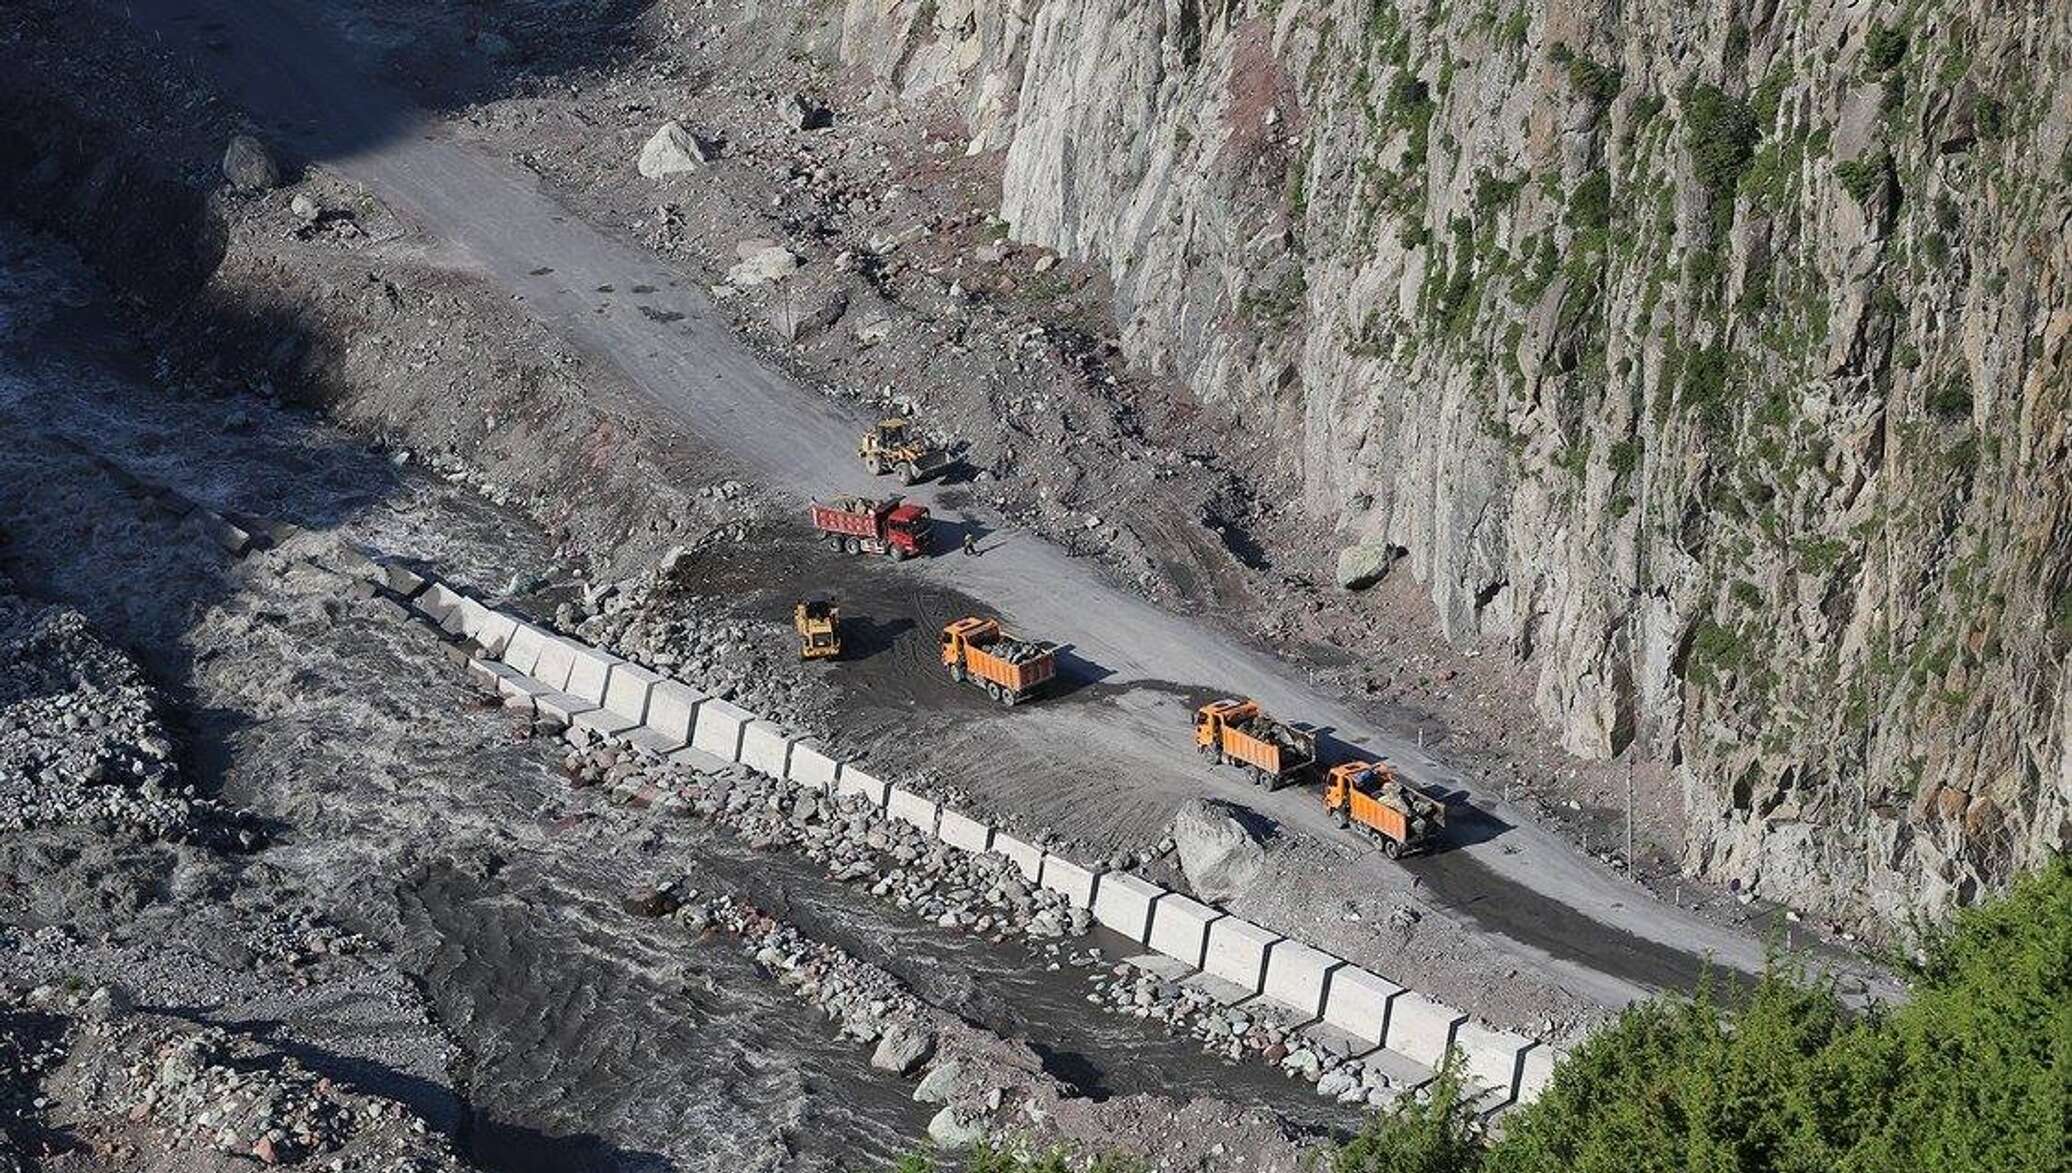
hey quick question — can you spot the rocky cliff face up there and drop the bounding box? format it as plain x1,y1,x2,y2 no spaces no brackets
840,0,2071,933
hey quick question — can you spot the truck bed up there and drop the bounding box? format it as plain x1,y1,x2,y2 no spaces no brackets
1220,718,1316,777
966,637,1057,692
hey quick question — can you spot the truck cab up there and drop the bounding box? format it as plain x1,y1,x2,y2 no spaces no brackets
884,502,933,557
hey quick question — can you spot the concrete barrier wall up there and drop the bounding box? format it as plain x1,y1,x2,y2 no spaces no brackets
413,581,465,625
739,721,796,778
785,742,841,792
1203,917,1280,992
1321,965,1403,1046
1090,874,1163,943
382,564,427,599
1385,991,1467,1070
1146,893,1223,969
1515,1043,1559,1105
564,643,624,705
937,809,992,854
406,566,1556,1107
988,832,1043,880
1037,854,1099,909
1456,1023,1537,1100
1262,940,1345,1020
572,707,637,739
836,766,889,807
644,680,705,746
499,623,552,676
471,609,519,657
691,698,754,760
603,663,661,722
886,787,940,834
530,636,579,691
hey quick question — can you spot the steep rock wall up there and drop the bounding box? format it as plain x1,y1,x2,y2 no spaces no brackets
840,0,2072,933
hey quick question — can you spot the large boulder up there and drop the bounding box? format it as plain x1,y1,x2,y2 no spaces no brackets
1336,539,1405,590
222,135,280,193
926,1106,985,1148
1171,798,1267,904
636,120,712,178
869,1024,935,1075
726,240,801,287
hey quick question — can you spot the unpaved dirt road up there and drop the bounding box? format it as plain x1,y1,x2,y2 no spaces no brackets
122,0,1824,1010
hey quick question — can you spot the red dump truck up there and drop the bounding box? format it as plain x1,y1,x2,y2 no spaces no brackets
940,617,1057,705
809,497,933,560
1324,760,1447,857
1194,698,1317,790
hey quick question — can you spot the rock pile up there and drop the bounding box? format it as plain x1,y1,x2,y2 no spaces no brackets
0,591,198,841
1,983,469,1171
560,739,1090,945
1082,964,1406,1109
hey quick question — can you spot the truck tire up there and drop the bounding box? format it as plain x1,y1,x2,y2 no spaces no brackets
949,664,965,683
1335,809,1350,830
892,545,910,561
843,538,862,555
826,535,843,551
1001,688,1018,708
1381,838,1402,860
899,462,918,485
867,455,886,475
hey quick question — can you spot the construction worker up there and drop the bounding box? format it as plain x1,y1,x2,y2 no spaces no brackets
962,531,978,557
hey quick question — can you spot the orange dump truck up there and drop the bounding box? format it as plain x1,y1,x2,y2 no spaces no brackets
1194,699,1317,790
941,617,1057,705
1324,760,1447,857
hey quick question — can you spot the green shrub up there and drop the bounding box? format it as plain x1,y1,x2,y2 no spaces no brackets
1567,55,1622,104
1928,372,1973,420
1834,153,1889,203
1684,84,1761,236
1865,21,1908,72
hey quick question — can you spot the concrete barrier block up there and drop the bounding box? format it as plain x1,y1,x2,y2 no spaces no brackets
603,663,662,723
1321,965,1403,1046
381,563,427,599
1146,893,1224,969
989,832,1042,880
691,698,754,761
644,680,705,746
471,610,519,657
204,512,251,556
534,691,596,726
784,742,840,792
1514,1043,1559,1105
499,622,552,676
1202,917,1280,993
619,726,682,758
495,673,548,711
530,637,579,691
563,642,623,705
438,595,493,639
739,721,796,779
413,581,465,626
1262,941,1345,1020
1384,992,1468,1070
835,766,889,807
1037,854,1099,909
571,708,638,740
886,787,939,834
466,656,517,693
1090,874,1164,943
937,809,992,854
1456,1023,1536,1101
